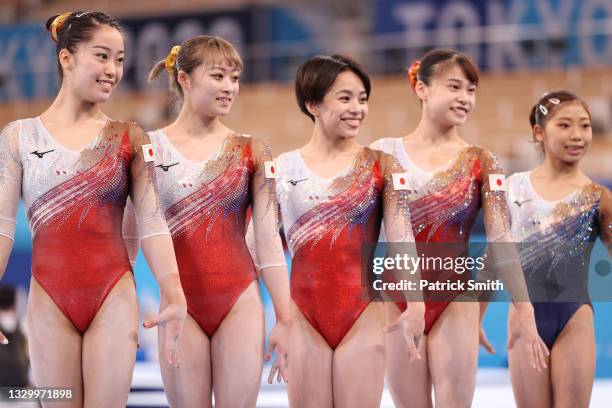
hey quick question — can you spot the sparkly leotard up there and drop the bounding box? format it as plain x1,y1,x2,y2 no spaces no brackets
507,171,612,348
274,147,414,349
372,138,512,334
0,118,169,333
149,129,285,337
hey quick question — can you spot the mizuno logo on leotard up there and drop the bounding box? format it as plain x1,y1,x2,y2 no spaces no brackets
514,199,532,207
30,150,55,158
289,178,308,186
156,162,180,171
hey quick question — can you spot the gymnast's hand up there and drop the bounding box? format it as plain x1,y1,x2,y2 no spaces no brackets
143,280,187,368
508,303,549,372
384,302,425,362
0,329,7,345
267,319,291,384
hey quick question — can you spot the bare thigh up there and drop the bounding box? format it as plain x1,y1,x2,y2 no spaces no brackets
159,313,212,408
211,281,264,408
508,304,552,408
384,303,431,408
427,301,479,408
26,278,83,408
287,301,333,408
333,302,386,408
550,304,595,408
82,272,139,408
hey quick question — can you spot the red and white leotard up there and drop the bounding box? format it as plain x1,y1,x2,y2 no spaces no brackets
268,147,414,349
0,118,169,333
148,129,285,337
372,138,513,333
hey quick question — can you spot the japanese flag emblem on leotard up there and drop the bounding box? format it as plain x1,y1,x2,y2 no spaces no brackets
489,174,507,191
392,173,410,190
142,144,155,162
264,161,277,179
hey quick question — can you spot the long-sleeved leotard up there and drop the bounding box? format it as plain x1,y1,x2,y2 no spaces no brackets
272,148,414,349
372,138,512,334
0,118,169,333
148,129,285,337
507,171,612,348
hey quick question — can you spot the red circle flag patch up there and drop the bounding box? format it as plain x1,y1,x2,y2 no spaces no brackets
142,144,155,162
264,161,277,179
392,173,410,190
488,174,507,191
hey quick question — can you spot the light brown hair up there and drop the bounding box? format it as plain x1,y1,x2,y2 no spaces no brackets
148,35,243,100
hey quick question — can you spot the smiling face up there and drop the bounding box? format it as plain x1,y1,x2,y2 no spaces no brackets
61,25,125,103
535,101,592,164
179,62,240,118
417,63,476,127
308,70,368,140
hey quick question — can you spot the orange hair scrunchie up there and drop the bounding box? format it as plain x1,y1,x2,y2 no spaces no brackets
407,60,421,89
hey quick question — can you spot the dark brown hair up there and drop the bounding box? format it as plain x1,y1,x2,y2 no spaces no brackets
529,90,592,153
529,90,591,128
45,11,123,79
148,35,243,101
295,54,371,122
409,49,479,90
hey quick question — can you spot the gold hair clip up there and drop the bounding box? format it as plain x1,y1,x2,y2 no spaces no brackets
50,12,72,42
165,45,181,75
